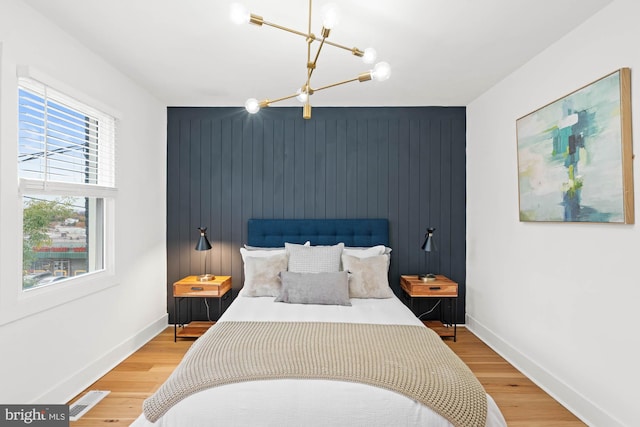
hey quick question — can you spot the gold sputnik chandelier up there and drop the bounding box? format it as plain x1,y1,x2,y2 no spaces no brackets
230,1,391,119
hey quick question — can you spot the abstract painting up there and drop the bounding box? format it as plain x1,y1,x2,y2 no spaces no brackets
516,68,634,223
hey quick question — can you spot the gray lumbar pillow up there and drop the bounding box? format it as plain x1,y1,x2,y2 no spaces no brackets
275,270,351,306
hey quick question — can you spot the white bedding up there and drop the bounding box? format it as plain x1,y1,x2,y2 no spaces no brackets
131,292,507,427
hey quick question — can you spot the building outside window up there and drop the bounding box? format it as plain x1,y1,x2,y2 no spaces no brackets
18,78,115,290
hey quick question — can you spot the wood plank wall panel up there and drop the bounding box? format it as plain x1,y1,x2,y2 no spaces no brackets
166,107,466,323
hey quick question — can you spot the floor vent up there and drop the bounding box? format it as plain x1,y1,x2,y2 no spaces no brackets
69,390,110,421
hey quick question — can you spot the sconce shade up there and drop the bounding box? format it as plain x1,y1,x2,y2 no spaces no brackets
195,227,212,251
421,227,437,252
419,227,437,282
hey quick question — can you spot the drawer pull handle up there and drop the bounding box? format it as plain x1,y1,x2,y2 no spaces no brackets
429,286,441,290
191,286,204,291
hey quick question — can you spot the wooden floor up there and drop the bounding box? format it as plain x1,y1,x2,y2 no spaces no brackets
443,330,585,427
68,326,586,426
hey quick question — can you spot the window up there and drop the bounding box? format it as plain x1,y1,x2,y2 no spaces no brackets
18,78,116,290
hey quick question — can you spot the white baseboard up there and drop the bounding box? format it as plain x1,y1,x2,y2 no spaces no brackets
465,314,624,427
35,313,168,404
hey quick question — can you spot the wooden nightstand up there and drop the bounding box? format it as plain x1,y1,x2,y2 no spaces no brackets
400,275,458,341
173,275,232,341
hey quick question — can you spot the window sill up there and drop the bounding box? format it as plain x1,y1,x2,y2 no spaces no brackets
0,270,119,326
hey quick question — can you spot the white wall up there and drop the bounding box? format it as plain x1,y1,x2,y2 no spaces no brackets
0,0,167,403
466,0,639,425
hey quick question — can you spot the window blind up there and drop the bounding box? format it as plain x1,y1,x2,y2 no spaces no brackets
18,78,116,189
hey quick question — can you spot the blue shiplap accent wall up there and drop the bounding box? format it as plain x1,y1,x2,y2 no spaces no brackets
166,106,466,323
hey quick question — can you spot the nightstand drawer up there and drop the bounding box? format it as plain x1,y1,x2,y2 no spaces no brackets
173,276,231,297
400,275,458,297
406,283,457,297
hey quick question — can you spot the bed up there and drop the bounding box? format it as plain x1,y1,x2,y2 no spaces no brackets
131,219,507,427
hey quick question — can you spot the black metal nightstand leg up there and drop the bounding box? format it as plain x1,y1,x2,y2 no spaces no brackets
174,297,178,342
452,297,457,342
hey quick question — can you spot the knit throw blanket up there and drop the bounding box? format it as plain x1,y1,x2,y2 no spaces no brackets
143,321,488,426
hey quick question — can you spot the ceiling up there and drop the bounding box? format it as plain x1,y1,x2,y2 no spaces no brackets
23,0,613,108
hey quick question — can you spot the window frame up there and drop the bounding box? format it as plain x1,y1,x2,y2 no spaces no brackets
0,65,120,325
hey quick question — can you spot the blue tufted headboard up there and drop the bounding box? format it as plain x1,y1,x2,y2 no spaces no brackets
247,219,389,247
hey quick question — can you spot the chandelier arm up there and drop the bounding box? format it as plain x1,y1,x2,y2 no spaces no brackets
305,68,312,95
255,23,363,62
261,21,310,39
308,36,328,81
262,92,300,107
311,76,362,93
258,21,363,57
261,74,364,108
306,0,313,85
260,71,369,109
263,22,363,56
322,39,363,56
305,72,312,97
307,0,312,35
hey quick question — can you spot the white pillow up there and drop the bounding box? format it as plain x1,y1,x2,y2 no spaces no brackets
342,254,393,299
341,245,390,270
343,245,386,258
285,242,344,273
240,241,311,260
244,241,310,250
240,247,285,260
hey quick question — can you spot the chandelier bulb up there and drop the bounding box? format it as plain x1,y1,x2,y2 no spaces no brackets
245,98,260,114
321,3,340,29
296,88,309,103
371,62,391,82
230,3,250,25
362,48,377,64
